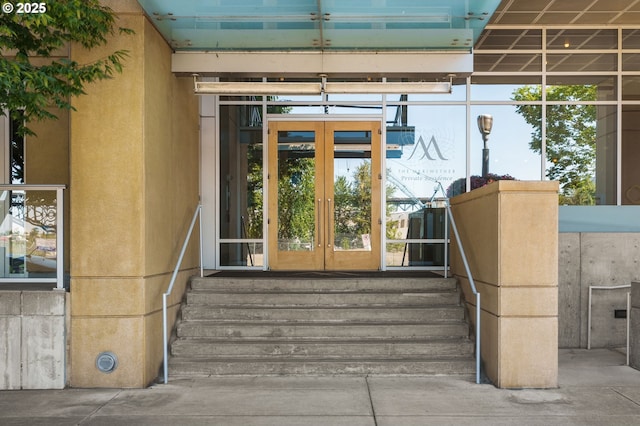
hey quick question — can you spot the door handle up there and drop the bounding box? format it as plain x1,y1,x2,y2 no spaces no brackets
327,198,332,248
317,198,322,247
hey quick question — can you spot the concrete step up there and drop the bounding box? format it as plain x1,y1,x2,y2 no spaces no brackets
169,276,475,377
186,290,459,306
177,321,470,339
171,338,474,358
168,357,476,376
181,305,465,322
191,277,456,292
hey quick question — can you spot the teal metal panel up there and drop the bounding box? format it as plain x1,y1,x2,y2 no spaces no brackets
559,206,640,233
137,0,501,51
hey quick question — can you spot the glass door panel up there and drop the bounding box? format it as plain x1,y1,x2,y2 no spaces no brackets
277,130,316,252
325,122,381,270
268,122,325,270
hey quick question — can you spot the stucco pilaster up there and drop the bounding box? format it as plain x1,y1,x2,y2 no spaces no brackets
69,1,199,388
451,180,560,388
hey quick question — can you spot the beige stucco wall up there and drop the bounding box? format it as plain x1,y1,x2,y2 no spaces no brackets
450,180,559,388
69,1,199,388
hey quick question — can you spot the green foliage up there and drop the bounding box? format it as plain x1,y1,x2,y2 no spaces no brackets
277,155,316,242
245,143,263,238
0,0,133,134
447,173,516,198
512,85,597,204
559,178,596,205
334,162,372,241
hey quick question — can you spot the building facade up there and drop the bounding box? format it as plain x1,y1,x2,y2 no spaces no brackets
1,0,640,388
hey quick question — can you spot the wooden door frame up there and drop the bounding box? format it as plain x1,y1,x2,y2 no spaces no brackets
267,119,382,271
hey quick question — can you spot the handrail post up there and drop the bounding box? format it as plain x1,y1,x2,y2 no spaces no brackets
163,293,168,384
199,205,204,278
476,292,481,384
443,202,449,278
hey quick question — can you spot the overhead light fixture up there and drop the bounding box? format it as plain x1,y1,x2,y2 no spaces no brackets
325,81,451,94
194,79,451,95
194,81,321,95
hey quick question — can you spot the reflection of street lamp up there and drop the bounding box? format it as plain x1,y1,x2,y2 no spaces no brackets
477,114,493,177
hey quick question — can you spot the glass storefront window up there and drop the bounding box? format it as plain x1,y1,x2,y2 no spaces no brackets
469,105,542,181
386,105,466,198
545,105,616,205
219,105,264,266
546,76,617,101
386,240,446,267
219,243,264,267
622,105,640,205
471,77,542,101
0,190,58,278
208,27,640,270
385,105,463,268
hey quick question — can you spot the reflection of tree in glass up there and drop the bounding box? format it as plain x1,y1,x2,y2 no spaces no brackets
277,156,315,242
245,100,291,238
513,85,597,205
334,162,372,245
245,143,263,238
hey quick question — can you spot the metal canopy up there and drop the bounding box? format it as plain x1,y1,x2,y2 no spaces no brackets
137,0,501,52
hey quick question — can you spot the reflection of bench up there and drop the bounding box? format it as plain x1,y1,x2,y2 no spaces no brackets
36,238,57,253
361,234,371,250
277,239,313,251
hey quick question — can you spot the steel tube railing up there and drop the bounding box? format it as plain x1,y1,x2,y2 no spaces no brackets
587,284,631,359
428,180,481,384
445,198,481,384
163,204,203,384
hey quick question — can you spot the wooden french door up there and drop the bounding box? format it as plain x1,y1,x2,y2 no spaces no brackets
268,121,381,270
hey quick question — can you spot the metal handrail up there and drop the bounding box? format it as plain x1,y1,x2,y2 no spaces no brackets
431,182,481,384
446,202,481,384
162,204,203,384
587,284,631,365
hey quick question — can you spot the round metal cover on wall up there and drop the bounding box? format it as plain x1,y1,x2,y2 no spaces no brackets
96,352,118,373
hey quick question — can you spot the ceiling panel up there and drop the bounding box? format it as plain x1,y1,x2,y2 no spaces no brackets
489,0,640,25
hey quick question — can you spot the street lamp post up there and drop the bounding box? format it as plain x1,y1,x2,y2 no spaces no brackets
477,114,493,177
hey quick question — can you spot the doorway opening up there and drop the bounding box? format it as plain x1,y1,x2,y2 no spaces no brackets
268,120,381,270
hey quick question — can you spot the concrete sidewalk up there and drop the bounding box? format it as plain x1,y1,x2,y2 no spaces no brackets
1,349,640,425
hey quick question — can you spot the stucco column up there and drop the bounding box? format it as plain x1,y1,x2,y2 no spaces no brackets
68,1,199,388
450,181,559,388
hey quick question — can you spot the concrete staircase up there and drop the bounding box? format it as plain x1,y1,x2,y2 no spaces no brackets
168,275,475,376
